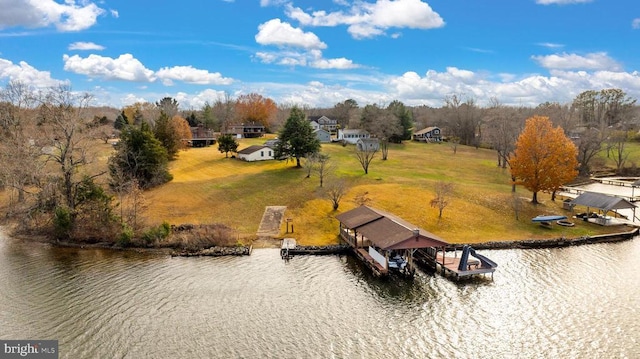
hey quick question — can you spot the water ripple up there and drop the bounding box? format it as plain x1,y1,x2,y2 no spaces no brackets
1,233,639,358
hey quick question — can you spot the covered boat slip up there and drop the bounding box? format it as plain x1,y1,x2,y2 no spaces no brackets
336,206,497,279
567,192,639,226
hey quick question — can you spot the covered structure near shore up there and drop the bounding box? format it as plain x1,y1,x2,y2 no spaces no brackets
336,206,449,276
569,191,638,224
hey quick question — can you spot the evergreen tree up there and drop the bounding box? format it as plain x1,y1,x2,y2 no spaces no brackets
275,106,321,167
217,133,238,158
387,100,413,142
114,110,128,130
109,123,172,190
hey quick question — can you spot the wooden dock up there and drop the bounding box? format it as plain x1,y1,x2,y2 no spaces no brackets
435,253,495,280
414,249,496,280
280,238,296,260
354,248,388,277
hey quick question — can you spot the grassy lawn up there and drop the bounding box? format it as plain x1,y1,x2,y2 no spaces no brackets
0,137,627,246
142,138,629,246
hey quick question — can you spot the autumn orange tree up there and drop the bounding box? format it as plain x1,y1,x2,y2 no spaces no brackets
510,115,578,204
235,93,277,130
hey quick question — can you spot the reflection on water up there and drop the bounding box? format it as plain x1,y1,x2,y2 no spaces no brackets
1,231,639,358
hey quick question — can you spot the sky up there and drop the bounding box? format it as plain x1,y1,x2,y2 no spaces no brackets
0,0,639,110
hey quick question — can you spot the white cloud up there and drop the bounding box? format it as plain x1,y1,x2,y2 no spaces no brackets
285,0,445,39
536,0,592,4
121,93,148,106
254,48,359,70
633,18,640,29
385,67,640,108
0,57,66,87
68,41,105,51
311,58,358,70
537,42,565,49
0,0,105,32
532,52,622,71
110,9,119,18
256,19,327,49
63,53,236,86
63,53,156,82
155,66,234,86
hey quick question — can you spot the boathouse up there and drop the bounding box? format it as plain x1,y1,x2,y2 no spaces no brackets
335,206,449,276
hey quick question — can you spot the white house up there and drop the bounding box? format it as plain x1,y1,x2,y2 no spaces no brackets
337,129,370,144
237,145,274,161
309,115,338,133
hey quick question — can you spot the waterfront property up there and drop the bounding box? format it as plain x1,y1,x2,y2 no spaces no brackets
336,206,498,279
336,206,448,276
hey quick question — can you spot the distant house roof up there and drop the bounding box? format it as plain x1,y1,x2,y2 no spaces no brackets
336,206,449,250
569,192,636,212
237,145,270,155
340,129,369,135
414,127,440,135
309,115,336,124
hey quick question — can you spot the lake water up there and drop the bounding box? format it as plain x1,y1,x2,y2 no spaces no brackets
1,229,639,358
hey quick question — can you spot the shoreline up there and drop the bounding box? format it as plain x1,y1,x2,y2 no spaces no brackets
2,226,637,256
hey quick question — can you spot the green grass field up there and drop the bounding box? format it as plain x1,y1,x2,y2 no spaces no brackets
140,137,627,246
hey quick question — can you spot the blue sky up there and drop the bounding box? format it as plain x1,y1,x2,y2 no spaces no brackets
1,0,639,109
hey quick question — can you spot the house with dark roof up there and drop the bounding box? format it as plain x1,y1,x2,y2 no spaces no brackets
237,145,274,161
226,122,266,138
413,126,442,142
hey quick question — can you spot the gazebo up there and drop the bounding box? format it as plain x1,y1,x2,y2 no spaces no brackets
569,192,637,224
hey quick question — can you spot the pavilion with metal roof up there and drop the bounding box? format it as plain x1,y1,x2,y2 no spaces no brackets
569,192,637,224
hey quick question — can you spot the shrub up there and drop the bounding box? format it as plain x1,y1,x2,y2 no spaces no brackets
141,221,171,245
117,226,134,247
53,206,73,240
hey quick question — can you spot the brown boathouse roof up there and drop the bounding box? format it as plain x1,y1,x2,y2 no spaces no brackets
335,206,449,250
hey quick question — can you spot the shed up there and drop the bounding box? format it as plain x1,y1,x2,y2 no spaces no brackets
356,138,380,151
313,128,331,143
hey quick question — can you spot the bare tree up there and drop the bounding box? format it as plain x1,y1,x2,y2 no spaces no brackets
608,130,630,172
443,94,482,147
325,179,347,211
448,136,460,154
355,145,378,174
303,152,319,178
430,181,453,219
0,81,44,205
315,153,332,187
360,104,402,160
37,85,99,211
484,99,522,168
